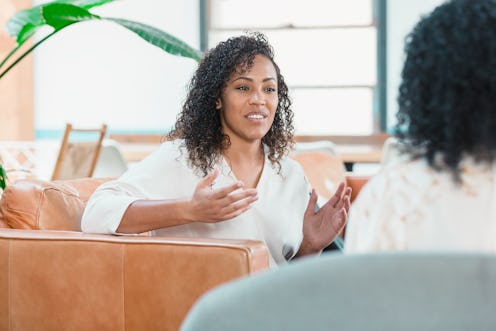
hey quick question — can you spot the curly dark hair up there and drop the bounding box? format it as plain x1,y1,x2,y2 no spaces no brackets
395,0,496,179
168,32,294,175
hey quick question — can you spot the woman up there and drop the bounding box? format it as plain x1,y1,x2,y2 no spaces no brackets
345,0,496,253
82,33,351,266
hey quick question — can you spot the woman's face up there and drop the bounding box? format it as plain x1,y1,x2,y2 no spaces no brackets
217,54,278,144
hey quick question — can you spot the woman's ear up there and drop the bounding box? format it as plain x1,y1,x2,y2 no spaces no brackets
215,99,222,110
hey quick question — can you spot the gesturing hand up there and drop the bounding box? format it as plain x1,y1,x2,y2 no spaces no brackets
187,169,259,223
298,182,352,256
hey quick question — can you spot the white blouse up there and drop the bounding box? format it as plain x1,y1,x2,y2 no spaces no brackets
345,150,496,254
82,140,310,266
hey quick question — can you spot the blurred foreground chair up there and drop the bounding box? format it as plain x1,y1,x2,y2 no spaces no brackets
51,123,107,180
182,252,496,331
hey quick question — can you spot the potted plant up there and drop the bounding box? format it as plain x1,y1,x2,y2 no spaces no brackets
0,0,203,79
0,0,203,188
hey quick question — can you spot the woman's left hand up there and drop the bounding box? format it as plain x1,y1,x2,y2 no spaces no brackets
297,182,352,257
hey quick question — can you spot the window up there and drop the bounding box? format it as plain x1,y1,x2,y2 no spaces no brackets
203,0,386,136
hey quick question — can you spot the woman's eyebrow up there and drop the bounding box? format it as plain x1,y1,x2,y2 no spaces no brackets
232,76,276,82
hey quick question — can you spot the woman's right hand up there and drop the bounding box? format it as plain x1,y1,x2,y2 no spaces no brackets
186,169,258,222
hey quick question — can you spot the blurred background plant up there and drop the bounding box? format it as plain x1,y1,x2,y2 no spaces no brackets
0,0,202,79
0,163,6,190
0,0,203,188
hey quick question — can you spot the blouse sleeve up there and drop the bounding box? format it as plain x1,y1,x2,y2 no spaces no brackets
81,180,146,234
81,141,186,235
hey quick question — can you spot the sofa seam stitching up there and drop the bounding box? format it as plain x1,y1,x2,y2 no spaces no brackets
122,244,126,331
35,190,45,229
8,240,11,331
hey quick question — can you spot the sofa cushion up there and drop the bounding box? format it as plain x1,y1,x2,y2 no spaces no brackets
0,177,111,231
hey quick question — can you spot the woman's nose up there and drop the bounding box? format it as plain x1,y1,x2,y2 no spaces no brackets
249,90,265,105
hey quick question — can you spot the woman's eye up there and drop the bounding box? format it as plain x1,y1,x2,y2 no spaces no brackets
265,86,277,93
236,86,249,91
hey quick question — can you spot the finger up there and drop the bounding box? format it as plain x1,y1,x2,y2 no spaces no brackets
343,187,352,201
222,206,252,221
345,186,352,198
332,187,352,212
343,194,351,213
304,189,318,217
221,188,258,205
335,208,348,232
221,195,259,219
213,189,258,210
198,168,220,189
322,182,345,209
211,181,245,199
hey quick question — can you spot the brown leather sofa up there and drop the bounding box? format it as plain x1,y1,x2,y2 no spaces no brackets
0,169,369,331
0,178,269,331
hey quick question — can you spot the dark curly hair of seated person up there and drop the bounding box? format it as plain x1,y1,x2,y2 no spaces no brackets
169,32,294,175
394,0,496,180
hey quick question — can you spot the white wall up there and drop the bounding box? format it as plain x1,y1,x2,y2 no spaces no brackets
386,0,445,129
33,0,448,136
33,0,200,136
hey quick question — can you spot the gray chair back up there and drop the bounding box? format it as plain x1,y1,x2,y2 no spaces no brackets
181,252,496,331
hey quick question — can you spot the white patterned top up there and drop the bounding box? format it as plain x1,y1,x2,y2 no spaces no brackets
345,146,496,254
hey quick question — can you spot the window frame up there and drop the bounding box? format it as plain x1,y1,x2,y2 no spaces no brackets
199,0,388,140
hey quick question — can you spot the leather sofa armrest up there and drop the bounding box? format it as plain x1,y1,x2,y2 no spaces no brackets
0,229,269,331
345,173,370,203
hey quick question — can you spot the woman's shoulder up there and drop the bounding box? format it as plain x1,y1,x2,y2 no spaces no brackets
151,139,187,160
124,139,188,173
370,156,433,190
278,154,306,176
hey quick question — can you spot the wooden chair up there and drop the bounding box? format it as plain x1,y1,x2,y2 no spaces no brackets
51,123,107,180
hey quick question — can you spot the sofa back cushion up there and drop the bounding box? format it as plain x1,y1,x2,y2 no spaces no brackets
0,215,9,228
0,177,111,231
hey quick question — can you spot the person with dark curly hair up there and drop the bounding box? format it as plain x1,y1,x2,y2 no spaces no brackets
82,33,351,266
345,0,496,253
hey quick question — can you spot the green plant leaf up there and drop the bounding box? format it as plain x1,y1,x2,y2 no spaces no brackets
0,165,7,190
108,18,203,62
16,23,38,45
6,8,43,43
57,0,116,10
1,0,202,79
42,3,100,30
6,0,114,43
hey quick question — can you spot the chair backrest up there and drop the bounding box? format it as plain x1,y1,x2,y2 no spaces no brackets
292,140,338,156
51,123,107,180
291,141,346,203
92,140,129,178
181,252,496,331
